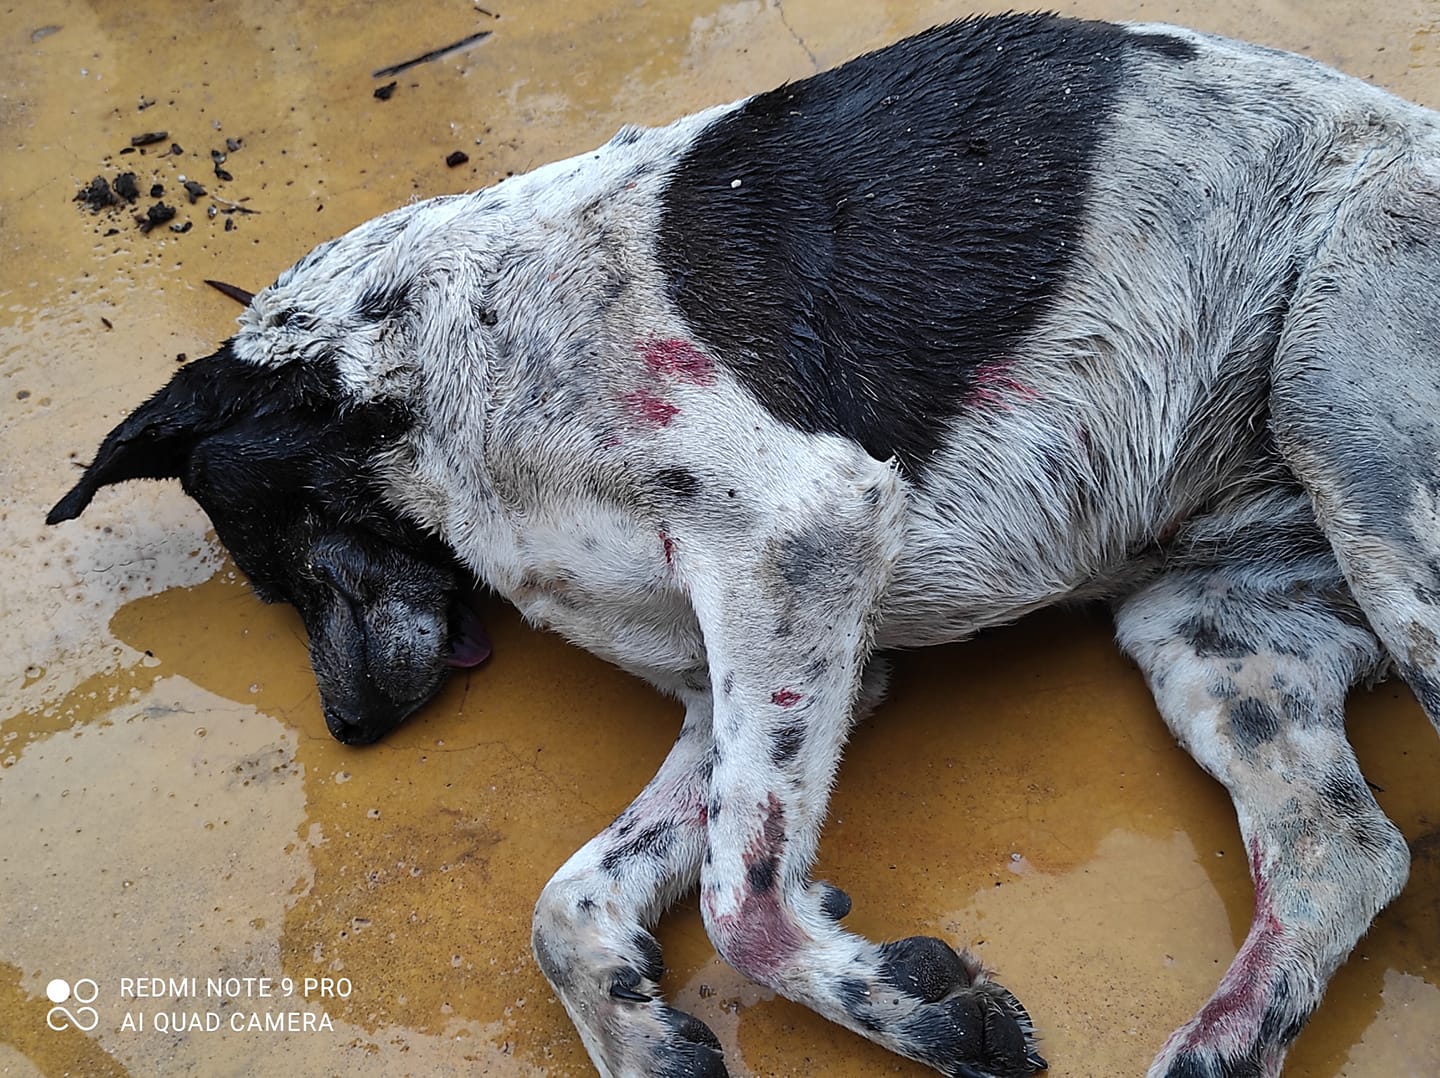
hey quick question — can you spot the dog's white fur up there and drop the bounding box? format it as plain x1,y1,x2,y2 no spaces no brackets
99,17,1440,1078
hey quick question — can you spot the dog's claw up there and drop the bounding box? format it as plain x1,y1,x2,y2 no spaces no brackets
608,967,653,1003
1025,1050,1048,1071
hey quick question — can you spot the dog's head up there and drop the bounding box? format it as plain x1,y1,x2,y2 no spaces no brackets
48,216,494,744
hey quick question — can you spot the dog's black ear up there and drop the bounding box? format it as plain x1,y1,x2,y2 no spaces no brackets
46,349,235,525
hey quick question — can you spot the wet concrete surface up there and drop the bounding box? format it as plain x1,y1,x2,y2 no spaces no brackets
3,1,1439,1075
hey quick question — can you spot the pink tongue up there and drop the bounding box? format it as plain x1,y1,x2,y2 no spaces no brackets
447,598,492,668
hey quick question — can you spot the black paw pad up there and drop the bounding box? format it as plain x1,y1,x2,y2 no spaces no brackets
880,935,974,1003
653,1006,728,1078
820,882,852,920
905,980,1045,1078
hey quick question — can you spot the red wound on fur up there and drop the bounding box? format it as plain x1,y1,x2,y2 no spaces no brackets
968,362,1038,410
622,389,680,427
661,530,675,564
1178,838,1286,1051
642,337,715,384
771,689,803,707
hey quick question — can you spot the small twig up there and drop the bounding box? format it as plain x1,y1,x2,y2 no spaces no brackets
373,29,492,79
204,279,255,306
209,194,259,214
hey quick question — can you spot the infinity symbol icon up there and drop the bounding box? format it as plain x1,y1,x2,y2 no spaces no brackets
46,978,100,1032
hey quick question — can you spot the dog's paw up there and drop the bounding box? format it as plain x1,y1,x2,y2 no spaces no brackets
646,1004,729,1078
845,936,1047,1078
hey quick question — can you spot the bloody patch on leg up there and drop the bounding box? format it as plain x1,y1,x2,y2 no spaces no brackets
1181,839,1285,1052
707,794,803,980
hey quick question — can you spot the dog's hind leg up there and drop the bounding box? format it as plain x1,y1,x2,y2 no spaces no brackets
531,691,726,1078
683,455,1045,1078
1114,530,1406,1078
1270,156,1440,739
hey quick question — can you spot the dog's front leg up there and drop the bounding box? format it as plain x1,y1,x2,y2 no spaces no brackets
532,691,726,1078
685,466,1046,1078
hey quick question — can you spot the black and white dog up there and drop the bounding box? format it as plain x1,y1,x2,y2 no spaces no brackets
48,14,1440,1077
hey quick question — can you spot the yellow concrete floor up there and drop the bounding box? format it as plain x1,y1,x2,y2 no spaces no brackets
2,1,1439,1076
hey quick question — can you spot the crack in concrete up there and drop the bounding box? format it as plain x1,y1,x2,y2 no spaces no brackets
772,0,818,69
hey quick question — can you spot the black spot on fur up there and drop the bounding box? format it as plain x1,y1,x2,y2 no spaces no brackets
721,672,734,695
1128,31,1198,61
356,280,413,323
838,978,881,1031
655,14,1132,477
1318,769,1371,818
1183,614,1256,659
1229,697,1281,750
655,467,700,496
577,895,597,914
600,823,674,874
771,722,806,765
746,855,779,892
779,527,827,588
1157,1055,1212,1078
632,930,665,982
1208,678,1239,701
1258,972,1312,1046
609,124,644,147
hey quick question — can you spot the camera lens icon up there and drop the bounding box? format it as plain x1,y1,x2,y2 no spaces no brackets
46,977,99,1031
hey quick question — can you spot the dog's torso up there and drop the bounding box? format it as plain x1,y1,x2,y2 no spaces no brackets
319,20,1438,685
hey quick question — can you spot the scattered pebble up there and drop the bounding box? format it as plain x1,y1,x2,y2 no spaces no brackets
374,81,397,100
74,175,119,211
138,201,176,233
148,182,164,198
129,130,168,146
445,150,470,167
113,171,139,201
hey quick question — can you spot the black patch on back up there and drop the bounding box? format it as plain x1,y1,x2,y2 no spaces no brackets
1128,31,1198,61
655,14,1134,476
